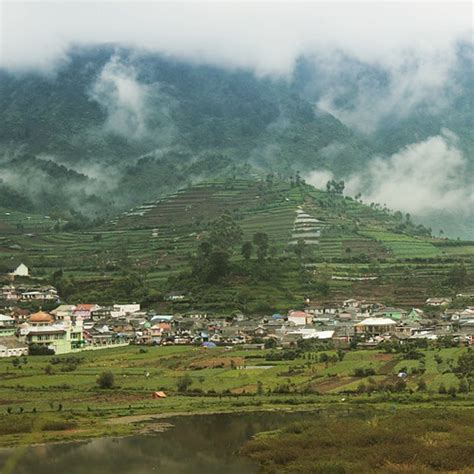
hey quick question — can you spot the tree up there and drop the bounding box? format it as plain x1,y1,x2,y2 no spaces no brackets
294,238,307,260
458,378,469,393
177,374,193,393
454,350,474,389
210,213,243,251
253,232,269,261
97,371,115,389
241,241,253,261
446,264,469,292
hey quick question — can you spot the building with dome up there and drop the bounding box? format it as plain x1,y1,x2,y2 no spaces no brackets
19,311,84,354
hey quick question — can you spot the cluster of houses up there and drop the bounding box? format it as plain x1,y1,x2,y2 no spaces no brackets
1,284,59,303
0,292,473,357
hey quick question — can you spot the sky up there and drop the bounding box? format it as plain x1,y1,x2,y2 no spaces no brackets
0,1,471,74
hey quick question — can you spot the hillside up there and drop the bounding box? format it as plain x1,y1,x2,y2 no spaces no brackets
0,47,373,220
0,179,473,312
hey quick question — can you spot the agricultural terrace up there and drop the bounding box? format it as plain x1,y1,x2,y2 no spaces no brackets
0,179,473,308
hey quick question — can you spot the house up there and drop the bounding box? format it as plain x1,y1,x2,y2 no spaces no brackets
379,307,407,321
20,286,58,301
20,312,84,354
355,318,397,336
164,292,186,301
288,328,335,340
288,310,311,326
394,321,422,338
51,304,76,321
112,304,141,317
0,338,28,357
73,304,100,320
10,307,30,323
407,308,424,322
0,285,19,301
9,263,29,278
0,314,16,337
426,297,452,307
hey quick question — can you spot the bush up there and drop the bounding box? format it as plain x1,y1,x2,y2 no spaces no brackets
458,378,469,393
447,386,457,398
417,379,427,392
353,367,376,377
176,374,193,393
29,344,55,356
97,371,115,389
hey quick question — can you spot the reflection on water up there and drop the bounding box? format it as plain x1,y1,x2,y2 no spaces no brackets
0,411,317,474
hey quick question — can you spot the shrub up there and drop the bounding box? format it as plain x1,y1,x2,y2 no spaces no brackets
97,371,115,389
176,374,193,393
417,379,427,392
353,367,376,377
29,345,55,356
458,378,469,393
447,386,457,398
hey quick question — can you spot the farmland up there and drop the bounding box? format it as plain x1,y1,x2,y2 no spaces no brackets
0,343,472,447
0,179,473,310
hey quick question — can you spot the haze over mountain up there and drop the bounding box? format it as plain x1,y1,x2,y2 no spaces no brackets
0,2,472,237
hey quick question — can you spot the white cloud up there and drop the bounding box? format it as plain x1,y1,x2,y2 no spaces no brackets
346,130,474,215
0,2,470,75
89,56,149,139
307,169,334,189
315,50,458,133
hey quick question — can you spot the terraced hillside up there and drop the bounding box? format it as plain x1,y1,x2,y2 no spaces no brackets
0,178,473,310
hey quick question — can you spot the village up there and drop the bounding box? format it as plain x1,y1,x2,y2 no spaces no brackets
1,272,473,357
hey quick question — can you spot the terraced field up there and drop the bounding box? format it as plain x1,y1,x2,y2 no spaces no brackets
360,230,440,258
0,179,473,309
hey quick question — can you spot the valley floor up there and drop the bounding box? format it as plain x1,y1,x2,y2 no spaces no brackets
0,344,472,448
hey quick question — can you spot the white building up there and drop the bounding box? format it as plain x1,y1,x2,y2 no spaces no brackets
288,310,311,326
9,263,29,277
0,338,28,357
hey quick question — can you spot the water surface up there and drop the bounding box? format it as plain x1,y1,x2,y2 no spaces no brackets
0,411,319,474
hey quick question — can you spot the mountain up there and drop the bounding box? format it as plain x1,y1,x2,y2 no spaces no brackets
0,44,472,236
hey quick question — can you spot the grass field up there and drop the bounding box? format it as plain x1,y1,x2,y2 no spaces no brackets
0,344,472,446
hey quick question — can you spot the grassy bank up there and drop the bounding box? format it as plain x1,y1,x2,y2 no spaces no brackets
241,408,474,473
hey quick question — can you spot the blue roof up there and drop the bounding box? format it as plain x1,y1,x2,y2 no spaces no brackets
272,313,283,319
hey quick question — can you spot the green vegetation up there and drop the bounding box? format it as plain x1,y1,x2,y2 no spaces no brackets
1,179,473,311
0,344,473,446
242,408,474,473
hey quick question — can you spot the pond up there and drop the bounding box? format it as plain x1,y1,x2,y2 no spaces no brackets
0,410,321,474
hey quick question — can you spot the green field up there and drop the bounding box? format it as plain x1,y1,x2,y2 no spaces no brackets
0,344,472,446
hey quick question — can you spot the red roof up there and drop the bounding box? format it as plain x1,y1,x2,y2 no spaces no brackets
74,304,96,311
289,311,308,318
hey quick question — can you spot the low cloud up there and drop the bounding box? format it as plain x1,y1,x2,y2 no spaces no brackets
88,55,177,144
307,130,474,216
314,50,458,134
89,56,150,140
